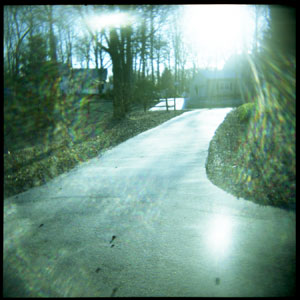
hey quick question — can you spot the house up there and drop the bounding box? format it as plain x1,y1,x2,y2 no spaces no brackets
72,68,107,94
186,69,242,108
59,65,107,95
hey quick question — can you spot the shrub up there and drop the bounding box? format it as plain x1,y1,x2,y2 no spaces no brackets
235,102,255,122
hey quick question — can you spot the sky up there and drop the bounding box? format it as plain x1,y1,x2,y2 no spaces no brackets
73,5,268,74
180,5,259,70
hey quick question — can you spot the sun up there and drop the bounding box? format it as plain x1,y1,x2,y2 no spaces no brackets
85,12,135,32
181,5,255,69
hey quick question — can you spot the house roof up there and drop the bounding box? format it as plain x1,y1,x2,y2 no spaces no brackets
57,64,108,82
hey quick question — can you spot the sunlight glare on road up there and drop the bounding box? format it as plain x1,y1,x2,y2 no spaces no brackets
206,214,233,257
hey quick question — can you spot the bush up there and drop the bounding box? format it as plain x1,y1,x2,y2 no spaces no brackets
134,78,156,112
235,102,255,122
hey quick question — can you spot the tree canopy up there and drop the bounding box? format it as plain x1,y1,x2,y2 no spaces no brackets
4,4,293,121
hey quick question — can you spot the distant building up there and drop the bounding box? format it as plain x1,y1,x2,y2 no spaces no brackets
59,65,107,95
187,69,242,108
72,68,107,94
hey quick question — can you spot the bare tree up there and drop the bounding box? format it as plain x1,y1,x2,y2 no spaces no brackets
252,5,270,54
4,6,33,77
54,5,78,67
45,5,57,61
75,35,93,68
4,4,184,119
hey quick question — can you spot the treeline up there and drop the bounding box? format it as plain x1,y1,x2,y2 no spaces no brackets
4,5,190,125
223,5,295,106
249,5,295,106
4,5,295,129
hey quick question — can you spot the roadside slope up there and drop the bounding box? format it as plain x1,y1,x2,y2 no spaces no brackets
4,109,185,199
206,103,295,210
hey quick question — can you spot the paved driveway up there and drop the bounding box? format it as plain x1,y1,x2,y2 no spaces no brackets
4,108,295,297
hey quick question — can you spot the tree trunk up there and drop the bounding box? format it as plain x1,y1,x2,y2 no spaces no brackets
140,19,147,79
14,27,31,77
48,6,57,62
150,6,155,84
268,5,295,57
254,6,258,54
94,32,99,69
110,28,126,120
156,35,161,87
124,24,133,112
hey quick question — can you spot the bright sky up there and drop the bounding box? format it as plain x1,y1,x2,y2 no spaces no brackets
180,5,256,70
75,5,262,73
85,11,136,31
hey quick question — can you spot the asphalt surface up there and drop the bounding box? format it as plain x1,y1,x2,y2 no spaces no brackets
4,108,295,297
